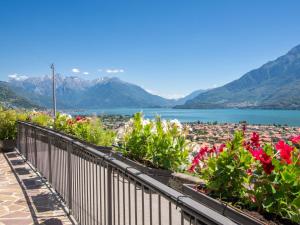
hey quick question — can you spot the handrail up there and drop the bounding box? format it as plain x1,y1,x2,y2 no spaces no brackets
17,121,236,225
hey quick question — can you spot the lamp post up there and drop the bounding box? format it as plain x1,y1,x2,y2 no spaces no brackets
50,64,57,119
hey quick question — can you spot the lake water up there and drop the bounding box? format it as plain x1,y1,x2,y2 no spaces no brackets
66,108,300,126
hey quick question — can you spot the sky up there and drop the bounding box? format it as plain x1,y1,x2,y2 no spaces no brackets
0,0,300,99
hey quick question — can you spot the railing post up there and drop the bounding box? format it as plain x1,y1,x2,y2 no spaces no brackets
17,122,20,152
34,128,37,168
25,126,28,160
107,164,113,225
67,142,73,214
48,135,52,184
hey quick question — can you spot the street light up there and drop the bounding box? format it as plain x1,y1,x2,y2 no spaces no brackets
50,64,57,119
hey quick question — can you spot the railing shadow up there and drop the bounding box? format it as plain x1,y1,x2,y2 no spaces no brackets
4,151,75,225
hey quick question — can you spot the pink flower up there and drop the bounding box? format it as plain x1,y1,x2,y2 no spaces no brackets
276,140,294,165
291,135,300,145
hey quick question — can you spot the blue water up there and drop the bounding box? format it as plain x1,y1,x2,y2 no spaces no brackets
66,108,300,126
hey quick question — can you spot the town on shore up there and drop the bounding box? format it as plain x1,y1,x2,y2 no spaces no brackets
96,114,300,148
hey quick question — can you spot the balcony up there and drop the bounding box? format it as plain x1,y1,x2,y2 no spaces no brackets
0,121,235,225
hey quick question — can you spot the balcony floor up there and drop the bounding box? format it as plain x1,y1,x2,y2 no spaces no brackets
0,151,74,225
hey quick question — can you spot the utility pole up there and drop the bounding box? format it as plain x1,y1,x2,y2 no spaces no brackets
50,64,57,119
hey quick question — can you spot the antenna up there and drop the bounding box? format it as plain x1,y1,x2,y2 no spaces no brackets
50,63,57,119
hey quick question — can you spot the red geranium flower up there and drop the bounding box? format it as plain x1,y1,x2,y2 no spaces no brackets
276,140,294,165
76,116,83,121
249,147,274,174
188,147,208,172
291,135,300,145
219,143,226,153
250,132,260,148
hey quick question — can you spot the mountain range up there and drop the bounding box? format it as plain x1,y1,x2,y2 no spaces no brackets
177,44,300,109
7,75,199,109
3,44,300,110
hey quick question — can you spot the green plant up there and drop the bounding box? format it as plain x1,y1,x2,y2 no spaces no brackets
201,131,253,201
29,112,53,127
0,108,17,140
55,114,115,147
118,112,189,171
189,130,300,223
248,140,300,222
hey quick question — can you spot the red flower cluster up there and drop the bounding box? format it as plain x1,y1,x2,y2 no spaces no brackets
291,135,300,145
276,140,294,165
250,132,260,148
250,148,274,174
188,147,208,172
188,144,226,172
246,132,274,174
76,116,83,121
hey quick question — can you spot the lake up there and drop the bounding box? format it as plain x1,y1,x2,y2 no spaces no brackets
66,108,300,126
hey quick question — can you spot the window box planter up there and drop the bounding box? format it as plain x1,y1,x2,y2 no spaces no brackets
112,152,202,191
0,139,16,152
182,184,264,225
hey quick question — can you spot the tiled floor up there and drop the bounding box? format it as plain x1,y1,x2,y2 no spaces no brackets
0,151,74,225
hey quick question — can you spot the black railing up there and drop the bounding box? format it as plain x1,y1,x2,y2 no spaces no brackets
17,121,236,225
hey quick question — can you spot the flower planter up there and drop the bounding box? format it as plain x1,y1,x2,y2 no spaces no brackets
182,184,265,225
112,152,202,191
0,140,16,152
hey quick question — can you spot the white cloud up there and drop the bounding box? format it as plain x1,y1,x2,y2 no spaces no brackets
72,68,80,73
105,69,125,74
83,72,89,75
8,73,18,79
8,73,28,81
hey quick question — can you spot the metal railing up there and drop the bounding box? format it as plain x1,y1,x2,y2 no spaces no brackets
17,121,236,225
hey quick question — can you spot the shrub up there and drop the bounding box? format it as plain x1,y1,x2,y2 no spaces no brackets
117,112,190,171
55,114,115,147
201,131,253,201
189,130,300,223
28,111,53,127
248,137,300,222
0,108,17,140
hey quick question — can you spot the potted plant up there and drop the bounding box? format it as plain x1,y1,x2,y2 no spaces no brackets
114,112,202,190
0,109,17,152
184,130,300,225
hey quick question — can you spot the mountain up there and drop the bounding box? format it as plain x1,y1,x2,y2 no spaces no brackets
177,44,300,109
175,89,207,105
8,75,176,109
0,81,39,109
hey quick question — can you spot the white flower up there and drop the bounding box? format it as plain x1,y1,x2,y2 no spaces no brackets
142,119,150,127
162,120,168,133
170,119,181,127
170,119,183,132
178,164,188,171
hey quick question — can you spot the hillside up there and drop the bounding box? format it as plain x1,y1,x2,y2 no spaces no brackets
0,81,39,109
177,44,300,109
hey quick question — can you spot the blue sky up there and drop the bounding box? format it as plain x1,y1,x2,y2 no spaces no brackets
1,0,300,99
